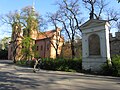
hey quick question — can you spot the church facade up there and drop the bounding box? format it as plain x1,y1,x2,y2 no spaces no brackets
35,28,64,59
8,27,64,60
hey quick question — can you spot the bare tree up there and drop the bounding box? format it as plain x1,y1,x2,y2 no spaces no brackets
50,0,83,59
82,0,120,21
0,6,42,62
117,21,120,32
105,8,120,33
118,0,120,3
0,11,22,63
46,13,64,58
106,9,119,22
82,0,96,19
82,0,109,20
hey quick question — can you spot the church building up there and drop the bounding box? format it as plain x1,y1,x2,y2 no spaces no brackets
8,27,64,60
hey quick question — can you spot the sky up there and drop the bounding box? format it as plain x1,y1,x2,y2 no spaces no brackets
0,0,120,40
0,0,57,40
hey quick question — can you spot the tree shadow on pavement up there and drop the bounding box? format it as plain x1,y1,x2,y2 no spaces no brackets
0,71,40,90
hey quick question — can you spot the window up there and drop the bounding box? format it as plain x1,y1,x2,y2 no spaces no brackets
36,46,39,51
89,34,100,55
47,43,49,50
41,45,43,50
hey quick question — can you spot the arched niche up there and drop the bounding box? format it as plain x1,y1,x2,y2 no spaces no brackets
88,34,100,56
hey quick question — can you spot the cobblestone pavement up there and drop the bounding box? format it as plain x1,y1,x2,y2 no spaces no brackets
0,60,120,90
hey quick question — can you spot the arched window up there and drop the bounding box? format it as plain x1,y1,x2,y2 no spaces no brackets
89,34,100,56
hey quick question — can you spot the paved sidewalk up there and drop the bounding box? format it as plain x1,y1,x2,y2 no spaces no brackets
0,60,120,90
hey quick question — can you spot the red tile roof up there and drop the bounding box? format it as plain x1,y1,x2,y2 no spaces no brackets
37,30,56,40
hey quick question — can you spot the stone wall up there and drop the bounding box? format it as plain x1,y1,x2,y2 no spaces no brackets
110,32,120,57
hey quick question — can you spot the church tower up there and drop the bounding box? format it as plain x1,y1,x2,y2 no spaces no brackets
8,22,23,61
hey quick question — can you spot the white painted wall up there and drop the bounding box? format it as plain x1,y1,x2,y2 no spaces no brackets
80,19,111,71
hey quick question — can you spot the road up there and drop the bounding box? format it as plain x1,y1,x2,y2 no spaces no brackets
0,60,120,90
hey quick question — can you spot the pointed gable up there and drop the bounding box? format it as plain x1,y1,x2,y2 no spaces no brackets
80,19,108,30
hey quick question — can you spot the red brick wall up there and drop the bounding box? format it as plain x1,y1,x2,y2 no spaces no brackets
35,38,50,58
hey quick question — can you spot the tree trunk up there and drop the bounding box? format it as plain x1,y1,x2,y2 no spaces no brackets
90,3,94,19
71,40,75,59
13,52,16,63
56,49,59,58
13,44,17,63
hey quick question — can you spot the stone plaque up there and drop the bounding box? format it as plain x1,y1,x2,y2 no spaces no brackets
89,34,100,55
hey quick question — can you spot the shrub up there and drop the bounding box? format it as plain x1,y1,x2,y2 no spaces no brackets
0,49,8,59
39,58,82,72
16,59,35,67
101,63,116,76
101,55,120,76
16,60,27,66
112,55,120,76
29,60,36,67
16,58,82,73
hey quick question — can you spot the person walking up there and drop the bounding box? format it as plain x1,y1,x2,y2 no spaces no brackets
33,57,42,73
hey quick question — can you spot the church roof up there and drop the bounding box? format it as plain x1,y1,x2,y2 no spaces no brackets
36,30,56,40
